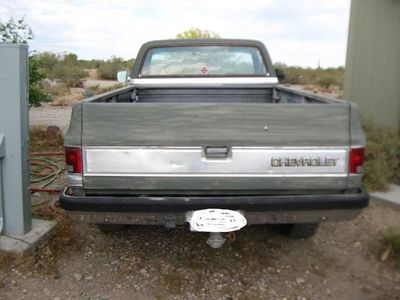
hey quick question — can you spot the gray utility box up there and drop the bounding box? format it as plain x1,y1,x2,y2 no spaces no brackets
0,44,31,235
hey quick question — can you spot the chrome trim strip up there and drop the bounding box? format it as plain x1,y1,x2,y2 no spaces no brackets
129,77,279,87
84,146,350,150
85,173,347,178
67,173,83,186
83,146,348,178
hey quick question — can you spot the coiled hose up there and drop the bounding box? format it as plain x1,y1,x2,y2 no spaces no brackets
30,153,64,206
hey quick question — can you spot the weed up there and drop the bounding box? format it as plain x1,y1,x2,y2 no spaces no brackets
29,126,64,152
97,56,134,80
381,228,400,266
317,76,337,89
362,119,399,191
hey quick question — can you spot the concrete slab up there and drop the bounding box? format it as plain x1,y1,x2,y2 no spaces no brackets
0,218,56,255
371,184,400,209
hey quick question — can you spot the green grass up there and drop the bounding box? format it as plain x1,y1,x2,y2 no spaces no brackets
383,228,400,266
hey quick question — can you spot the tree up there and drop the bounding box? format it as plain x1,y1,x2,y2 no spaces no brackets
176,28,220,39
0,17,49,106
50,53,88,87
29,54,49,106
0,17,34,43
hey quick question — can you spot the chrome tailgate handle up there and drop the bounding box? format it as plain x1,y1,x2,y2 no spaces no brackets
204,146,230,159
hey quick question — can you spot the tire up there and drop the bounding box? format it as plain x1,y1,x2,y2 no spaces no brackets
278,222,319,239
97,224,124,233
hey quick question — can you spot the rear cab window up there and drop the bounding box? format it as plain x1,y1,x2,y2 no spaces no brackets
140,46,268,77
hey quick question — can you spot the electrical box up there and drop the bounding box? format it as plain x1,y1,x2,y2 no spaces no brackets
0,44,31,234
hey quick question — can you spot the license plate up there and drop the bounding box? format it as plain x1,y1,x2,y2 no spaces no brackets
186,209,247,232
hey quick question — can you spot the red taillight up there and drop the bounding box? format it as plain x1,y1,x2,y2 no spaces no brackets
65,147,82,174
349,148,364,174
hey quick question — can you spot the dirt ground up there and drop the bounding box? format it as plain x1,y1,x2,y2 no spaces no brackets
0,197,399,300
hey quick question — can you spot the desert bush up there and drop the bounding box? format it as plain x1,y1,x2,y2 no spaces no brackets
83,83,124,98
50,82,69,96
29,126,64,152
382,228,400,266
29,55,51,106
362,119,399,191
317,76,337,89
36,52,60,76
41,81,69,97
51,63,88,87
35,52,88,87
97,56,126,80
275,63,344,88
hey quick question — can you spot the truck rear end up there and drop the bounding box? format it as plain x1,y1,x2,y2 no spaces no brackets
60,39,368,241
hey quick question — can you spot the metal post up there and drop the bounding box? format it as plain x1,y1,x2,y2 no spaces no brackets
0,44,31,234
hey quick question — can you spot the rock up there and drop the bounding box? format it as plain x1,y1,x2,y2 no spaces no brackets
139,269,147,276
46,125,61,136
73,273,83,282
296,278,305,284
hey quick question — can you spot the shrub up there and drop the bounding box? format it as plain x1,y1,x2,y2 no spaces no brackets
382,228,400,266
51,63,88,87
362,119,399,191
29,84,50,106
97,56,126,80
35,52,88,87
29,126,64,152
317,76,337,89
50,82,69,96
274,63,344,87
29,55,51,106
36,52,60,77
83,83,124,98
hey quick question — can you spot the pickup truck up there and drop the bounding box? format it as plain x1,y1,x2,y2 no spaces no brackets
60,39,368,245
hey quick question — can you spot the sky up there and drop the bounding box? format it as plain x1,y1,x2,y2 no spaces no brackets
0,0,351,67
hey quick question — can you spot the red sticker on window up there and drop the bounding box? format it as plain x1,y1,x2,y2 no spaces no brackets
200,66,208,75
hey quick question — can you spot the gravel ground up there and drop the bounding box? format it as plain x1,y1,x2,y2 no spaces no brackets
83,80,119,89
29,105,72,133
0,200,399,300
29,79,118,133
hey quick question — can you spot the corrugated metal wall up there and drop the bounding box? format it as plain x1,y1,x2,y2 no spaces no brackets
344,0,400,128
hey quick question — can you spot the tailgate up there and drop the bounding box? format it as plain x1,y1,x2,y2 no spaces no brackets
81,102,351,191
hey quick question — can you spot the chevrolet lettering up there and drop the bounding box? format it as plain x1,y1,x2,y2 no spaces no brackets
271,157,339,167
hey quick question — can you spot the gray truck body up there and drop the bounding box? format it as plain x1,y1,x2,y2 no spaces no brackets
60,39,368,228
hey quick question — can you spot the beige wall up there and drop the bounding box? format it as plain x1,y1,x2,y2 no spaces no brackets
344,0,400,129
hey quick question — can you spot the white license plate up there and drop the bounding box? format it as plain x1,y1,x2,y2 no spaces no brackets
186,209,247,233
